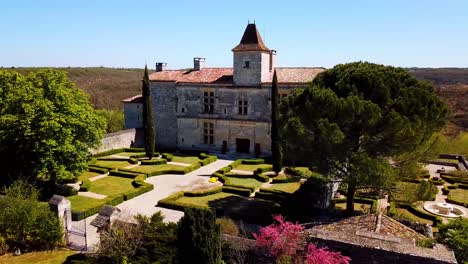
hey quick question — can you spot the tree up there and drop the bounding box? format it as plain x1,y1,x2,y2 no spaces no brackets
271,70,283,174
437,218,468,263
142,65,155,159
254,215,350,264
0,69,106,188
280,62,448,214
177,208,222,264
0,181,63,252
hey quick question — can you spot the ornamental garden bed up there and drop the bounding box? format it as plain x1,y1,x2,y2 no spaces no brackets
265,182,301,193
125,163,187,175
447,188,468,207
93,160,133,169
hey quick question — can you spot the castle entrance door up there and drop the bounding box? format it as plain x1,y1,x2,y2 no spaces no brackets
236,138,250,153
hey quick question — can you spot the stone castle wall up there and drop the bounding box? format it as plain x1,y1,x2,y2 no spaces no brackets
123,103,143,129
152,82,178,150
90,128,142,154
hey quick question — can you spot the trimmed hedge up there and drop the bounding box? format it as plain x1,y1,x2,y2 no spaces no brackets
440,173,468,185
80,179,91,192
223,183,256,192
184,186,223,197
241,159,265,165
124,147,145,152
217,166,232,174
253,172,270,183
198,155,217,166
132,153,148,159
72,194,124,221
430,178,445,186
93,148,126,158
132,175,147,187
271,176,301,184
129,157,139,164
157,192,205,211
442,186,450,195
140,159,167,165
123,183,154,201
254,166,273,174
97,157,129,161
88,163,116,170
255,191,286,202
162,153,174,161
391,202,442,226
87,166,109,174
184,162,201,173
222,186,251,197
109,169,141,179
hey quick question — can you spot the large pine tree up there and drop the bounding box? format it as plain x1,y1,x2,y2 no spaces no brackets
271,70,282,174
177,208,222,264
142,65,155,159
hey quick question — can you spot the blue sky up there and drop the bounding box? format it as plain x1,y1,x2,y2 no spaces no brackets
1,0,467,68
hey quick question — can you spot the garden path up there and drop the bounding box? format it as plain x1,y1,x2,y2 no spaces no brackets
230,169,254,175
425,164,456,203
89,172,109,182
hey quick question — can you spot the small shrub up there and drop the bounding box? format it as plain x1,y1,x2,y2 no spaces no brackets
216,218,239,236
0,236,7,256
109,169,141,178
88,166,109,174
222,186,251,197
140,159,167,165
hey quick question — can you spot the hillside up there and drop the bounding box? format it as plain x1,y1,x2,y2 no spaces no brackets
6,67,144,110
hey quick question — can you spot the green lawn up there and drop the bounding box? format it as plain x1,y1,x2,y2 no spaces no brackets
226,177,263,189
171,156,201,165
235,164,272,172
89,176,135,196
0,249,76,264
392,182,420,203
334,202,371,213
267,182,301,193
128,164,186,174
175,192,238,207
432,132,468,157
448,188,468,205
115,152,146,157
94,160,131,169
393,208,433,225
67,195,106,212
78,171,100,181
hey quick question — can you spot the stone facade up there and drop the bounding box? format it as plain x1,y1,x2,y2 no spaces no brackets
90,128,143,154
123,23,324,156
123,103,143,129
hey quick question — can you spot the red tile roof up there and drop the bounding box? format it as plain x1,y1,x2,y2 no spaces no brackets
122,94,143,103
148,67,324,84
232,24,270,52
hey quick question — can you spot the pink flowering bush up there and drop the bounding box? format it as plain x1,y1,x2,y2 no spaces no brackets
305,244,350,264
254,215,350,264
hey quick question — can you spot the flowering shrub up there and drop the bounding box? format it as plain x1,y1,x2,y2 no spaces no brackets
305,244,350,264
254,215,350,264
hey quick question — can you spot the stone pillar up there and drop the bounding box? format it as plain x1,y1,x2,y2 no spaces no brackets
48,195,72,232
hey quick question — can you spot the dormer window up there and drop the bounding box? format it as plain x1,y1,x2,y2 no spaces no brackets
244,61,250,68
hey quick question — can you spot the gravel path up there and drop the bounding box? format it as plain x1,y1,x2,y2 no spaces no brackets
230,169,254,175
78,191,107,199
167,161,191,167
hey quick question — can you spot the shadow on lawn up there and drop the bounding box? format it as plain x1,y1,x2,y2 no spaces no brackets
208,196,281,225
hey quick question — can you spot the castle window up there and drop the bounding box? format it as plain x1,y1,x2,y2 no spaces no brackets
181,107,185,113
244,61,250,68
203,122,214,145
238,100,248,115
203,91,214,113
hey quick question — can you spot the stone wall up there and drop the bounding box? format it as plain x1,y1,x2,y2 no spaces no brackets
90,128,143,154
152,82,178,150
123,103,143,129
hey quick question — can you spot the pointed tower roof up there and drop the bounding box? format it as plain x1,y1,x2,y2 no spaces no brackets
232,23,270,52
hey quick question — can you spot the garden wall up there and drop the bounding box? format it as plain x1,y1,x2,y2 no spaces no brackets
90,128,143,154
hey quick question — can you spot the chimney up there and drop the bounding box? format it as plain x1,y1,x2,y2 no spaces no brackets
155,62,167,72
193,57,206,71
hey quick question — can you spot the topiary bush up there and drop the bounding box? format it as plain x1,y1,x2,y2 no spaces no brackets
162,153,174,161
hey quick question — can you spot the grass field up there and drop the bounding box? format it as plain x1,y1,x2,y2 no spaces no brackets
226,177,263,189
89,176,135,196
94,160,131,169
0,250,76,264
128,164,185,174
433,132,468,157
78,171,100,181
67,195,105,212
448,188,468,205
267,182,301,193
392,182,420,203
235,164,272,172
393,208,433,225
175,192,237,207
334,203,371,213
171,156,201,165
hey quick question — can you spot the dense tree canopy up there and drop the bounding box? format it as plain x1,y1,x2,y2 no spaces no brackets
0,69,106,187
280,62,449,214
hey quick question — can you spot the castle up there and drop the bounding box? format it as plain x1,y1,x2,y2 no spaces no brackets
123,23,324,155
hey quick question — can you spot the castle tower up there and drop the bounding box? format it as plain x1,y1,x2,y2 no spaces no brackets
232,23,276,86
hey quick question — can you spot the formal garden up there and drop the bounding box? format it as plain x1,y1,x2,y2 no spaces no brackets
64,148,217,220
